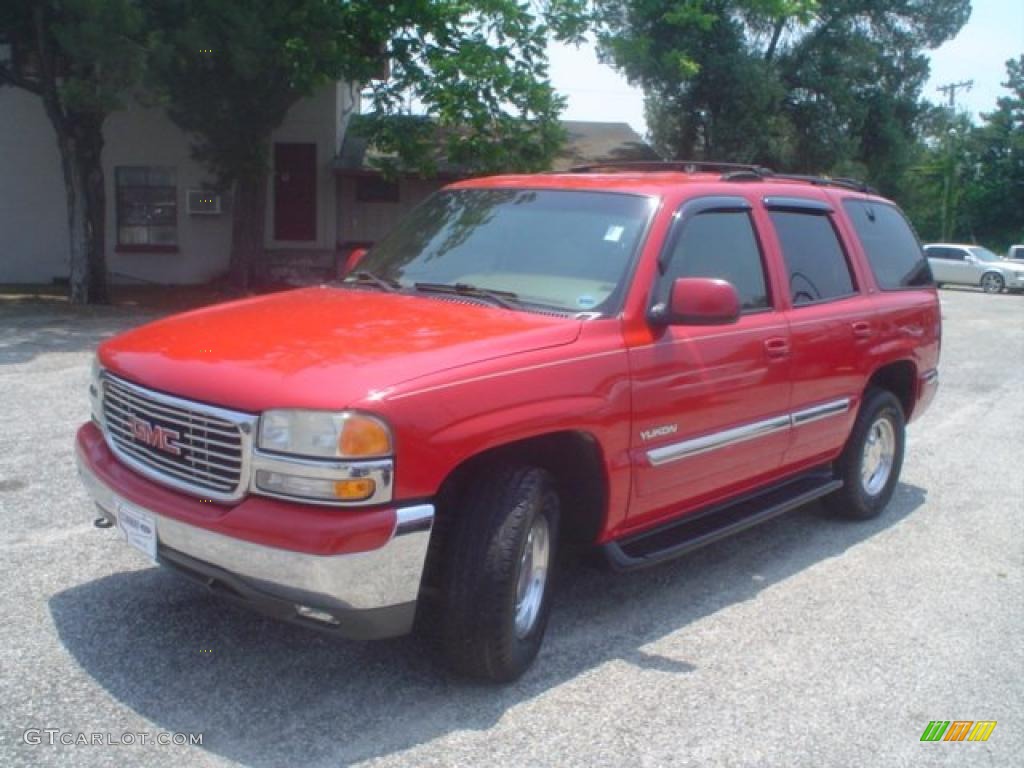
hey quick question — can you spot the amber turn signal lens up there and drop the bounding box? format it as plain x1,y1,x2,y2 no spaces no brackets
339,415,391,457
333,478,376,501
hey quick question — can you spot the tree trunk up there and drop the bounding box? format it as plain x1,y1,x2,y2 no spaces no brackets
27,2,108,304
60,123,108,304
228,172,268,292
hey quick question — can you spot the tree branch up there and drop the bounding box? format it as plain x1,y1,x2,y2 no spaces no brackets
765,17,787,63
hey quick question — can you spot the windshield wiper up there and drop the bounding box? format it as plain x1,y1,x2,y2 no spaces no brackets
413,282,521,309
346,271,402,292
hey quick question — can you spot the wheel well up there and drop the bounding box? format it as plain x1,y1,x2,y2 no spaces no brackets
867,361,916,420
435,431,608,552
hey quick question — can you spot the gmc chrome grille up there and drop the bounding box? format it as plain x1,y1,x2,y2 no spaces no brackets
101,375,256,501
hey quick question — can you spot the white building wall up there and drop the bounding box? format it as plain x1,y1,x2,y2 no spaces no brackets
103,99,232,284
0,83,345,285
0,88,70,284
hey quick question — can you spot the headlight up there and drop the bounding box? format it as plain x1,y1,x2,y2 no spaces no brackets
258,410,392,459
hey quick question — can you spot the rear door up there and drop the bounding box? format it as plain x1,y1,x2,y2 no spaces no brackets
927,246,971,284
627,196,792,529
761,197,871,469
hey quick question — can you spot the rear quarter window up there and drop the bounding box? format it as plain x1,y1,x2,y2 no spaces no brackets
843,200,932,289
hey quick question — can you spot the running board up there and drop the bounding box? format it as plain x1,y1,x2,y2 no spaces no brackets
602,470,842,571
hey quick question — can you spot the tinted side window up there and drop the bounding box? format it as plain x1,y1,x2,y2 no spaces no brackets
843,200,932,289
928,247,964,261
661,210,769,311
769,211,855,305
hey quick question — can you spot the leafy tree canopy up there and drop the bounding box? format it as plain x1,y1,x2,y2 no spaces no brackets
592,0,970,193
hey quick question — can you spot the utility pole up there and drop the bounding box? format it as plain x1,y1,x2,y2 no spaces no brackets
937,80,972,241
937,80,973,110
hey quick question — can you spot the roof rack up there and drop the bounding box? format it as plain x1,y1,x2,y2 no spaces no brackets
561,160,878,194
755,172,878,195
564,160,774,176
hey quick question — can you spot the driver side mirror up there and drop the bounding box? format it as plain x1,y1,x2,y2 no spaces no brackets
338,247,368,278
649,277,741,326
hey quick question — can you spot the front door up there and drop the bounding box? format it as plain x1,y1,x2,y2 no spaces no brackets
628,197,792,530
273,143,317,241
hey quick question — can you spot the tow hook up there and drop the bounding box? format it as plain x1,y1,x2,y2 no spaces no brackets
94,517,114,529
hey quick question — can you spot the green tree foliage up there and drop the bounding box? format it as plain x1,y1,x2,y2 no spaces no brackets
147,0,586,289
0,1,147,303
961,56,1024,248
902,58,1024,248
593,0,970,193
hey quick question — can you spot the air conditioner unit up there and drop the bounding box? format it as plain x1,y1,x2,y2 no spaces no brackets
187,189,222,215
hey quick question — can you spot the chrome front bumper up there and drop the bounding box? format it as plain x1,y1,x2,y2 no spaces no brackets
77,449,434,639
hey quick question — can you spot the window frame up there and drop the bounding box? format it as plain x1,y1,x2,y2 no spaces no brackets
764,200,859,308
651,196,775,317
114,166,179,253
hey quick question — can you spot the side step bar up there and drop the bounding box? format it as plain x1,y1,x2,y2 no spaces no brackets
602,470,842,571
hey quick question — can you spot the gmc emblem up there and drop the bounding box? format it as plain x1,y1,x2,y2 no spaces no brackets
129,416,182,456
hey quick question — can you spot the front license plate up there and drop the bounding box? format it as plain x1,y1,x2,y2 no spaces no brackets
116,500,158,563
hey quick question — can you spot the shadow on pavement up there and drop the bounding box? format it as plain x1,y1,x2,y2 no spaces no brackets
50,483,926,766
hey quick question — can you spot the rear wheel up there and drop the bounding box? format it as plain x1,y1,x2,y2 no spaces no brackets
981,272,1005,293
435,464,560,682
831,388,905,520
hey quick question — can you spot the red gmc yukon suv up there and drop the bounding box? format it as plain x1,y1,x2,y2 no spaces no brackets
77,163,940,681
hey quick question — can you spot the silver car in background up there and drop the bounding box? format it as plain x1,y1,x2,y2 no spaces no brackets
924,243,1024,294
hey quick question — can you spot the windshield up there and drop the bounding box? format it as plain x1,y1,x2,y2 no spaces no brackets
353,188,656,313
969,247,1000,262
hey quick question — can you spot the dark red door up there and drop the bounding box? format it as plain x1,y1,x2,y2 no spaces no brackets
273,143,316,241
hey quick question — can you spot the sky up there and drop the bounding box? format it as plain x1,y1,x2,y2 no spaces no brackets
548,0,1024,138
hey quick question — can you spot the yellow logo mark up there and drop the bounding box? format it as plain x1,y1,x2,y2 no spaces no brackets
967,721,997,742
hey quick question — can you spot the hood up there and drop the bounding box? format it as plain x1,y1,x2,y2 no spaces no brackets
998,260,1024,273
99,287,582,412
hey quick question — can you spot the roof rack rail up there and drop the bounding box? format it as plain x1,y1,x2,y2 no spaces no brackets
564,160,774,176
762,173,878,195
560,160,878,194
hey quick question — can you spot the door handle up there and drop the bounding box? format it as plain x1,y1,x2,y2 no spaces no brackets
764,337,790,359
851,321,873,339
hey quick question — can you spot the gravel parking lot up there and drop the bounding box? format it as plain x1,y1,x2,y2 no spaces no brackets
1,287,1021,767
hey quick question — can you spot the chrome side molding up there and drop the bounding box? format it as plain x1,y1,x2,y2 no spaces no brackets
647,415,791,466
647,397,852,467
790,398,851,426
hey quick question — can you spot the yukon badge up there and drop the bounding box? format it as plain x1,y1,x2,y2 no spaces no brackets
640,424,678,442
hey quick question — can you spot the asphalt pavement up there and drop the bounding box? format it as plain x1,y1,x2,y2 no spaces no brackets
0,287,1021,767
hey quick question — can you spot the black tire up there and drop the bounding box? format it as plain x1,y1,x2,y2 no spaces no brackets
435,464,560,682
831,388,905,520
981,272,1004,294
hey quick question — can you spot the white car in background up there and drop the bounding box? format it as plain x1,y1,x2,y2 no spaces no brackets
924,243,1024,294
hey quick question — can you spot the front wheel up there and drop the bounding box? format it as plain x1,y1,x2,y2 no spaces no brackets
436,464,560,682
831,388,906,520
981,272,1005,293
